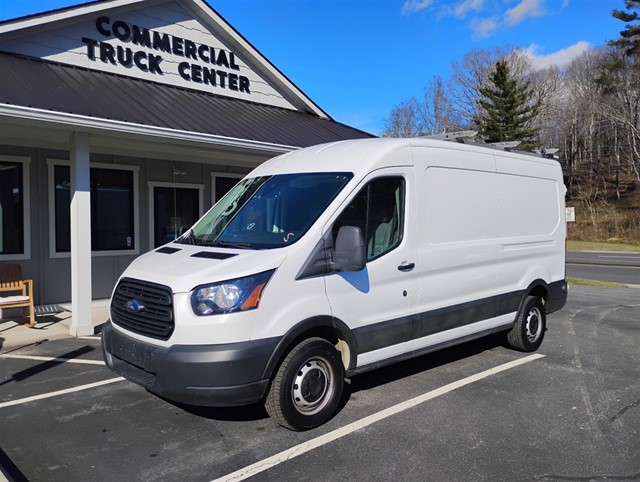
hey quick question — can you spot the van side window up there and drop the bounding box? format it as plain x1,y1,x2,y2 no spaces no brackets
332,177,404,261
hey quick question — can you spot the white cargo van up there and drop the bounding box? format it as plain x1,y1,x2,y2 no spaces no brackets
102,138,568,430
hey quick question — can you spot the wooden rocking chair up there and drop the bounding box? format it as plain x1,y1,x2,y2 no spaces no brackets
0,263,36,327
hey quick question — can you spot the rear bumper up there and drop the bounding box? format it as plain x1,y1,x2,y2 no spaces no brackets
547,279,569,314
101,321,279,407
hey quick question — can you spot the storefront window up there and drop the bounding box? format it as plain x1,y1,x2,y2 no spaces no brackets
0,160,25,256
153,186,200,248
212,173,243,203
53,166,71,252
54,165,135,253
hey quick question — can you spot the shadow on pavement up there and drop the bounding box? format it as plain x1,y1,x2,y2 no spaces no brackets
0,345,96,387
168,398,269,423
0,445,28,482
348,333,507,394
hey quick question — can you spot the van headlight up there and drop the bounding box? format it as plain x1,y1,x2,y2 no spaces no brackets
191,270,275,316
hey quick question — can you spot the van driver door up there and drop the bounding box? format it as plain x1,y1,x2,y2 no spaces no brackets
323,168,418,369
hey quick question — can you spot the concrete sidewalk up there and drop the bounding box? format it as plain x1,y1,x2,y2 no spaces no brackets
0,302,109,353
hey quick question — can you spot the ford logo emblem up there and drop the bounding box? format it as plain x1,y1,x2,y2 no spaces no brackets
125,299,145,313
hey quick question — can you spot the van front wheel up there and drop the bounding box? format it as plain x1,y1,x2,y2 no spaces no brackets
507,296,546,352
265,337,345,431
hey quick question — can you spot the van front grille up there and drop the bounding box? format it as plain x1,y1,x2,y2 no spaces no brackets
111,278,174,340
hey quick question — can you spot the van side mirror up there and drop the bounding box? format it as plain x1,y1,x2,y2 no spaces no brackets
333,226,366,272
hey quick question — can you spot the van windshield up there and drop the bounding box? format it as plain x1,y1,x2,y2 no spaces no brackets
178,172,353,249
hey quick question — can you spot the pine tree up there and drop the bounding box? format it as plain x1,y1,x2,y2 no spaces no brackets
610,0,640,57
600,1,639,97
476,60,541,149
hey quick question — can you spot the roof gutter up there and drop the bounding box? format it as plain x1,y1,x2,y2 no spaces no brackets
0,103,298,154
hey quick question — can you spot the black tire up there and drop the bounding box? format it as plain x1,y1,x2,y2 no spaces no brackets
507,296,546,352
265,337,345,431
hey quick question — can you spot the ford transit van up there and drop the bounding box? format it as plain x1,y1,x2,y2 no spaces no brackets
102,138,568,430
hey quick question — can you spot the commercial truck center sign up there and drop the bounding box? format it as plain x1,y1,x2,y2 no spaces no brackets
81,16,251,94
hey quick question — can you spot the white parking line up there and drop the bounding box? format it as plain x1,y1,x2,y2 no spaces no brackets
211,353,545,482
0,354,105,365
0,377,125,409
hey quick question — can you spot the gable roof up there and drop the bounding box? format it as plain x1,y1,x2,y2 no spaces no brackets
0,0,330,118
0,1,374,151
0,51,372,150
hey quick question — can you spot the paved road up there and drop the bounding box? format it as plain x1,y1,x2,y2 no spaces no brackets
567,251,640,285
1,285,639,481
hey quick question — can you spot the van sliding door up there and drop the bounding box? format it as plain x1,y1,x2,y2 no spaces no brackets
412,147,506,349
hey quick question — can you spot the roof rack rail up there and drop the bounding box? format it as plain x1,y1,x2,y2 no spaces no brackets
421,130,477,142
422,131,559,159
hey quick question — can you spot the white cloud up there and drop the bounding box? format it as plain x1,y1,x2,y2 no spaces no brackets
453,0,485,19
471,17,499,38
522,41,591,70
438,0,486,19
401,0,434,15
403,0,564,39
505,0,546,25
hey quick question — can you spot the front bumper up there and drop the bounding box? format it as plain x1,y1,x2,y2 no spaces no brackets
101,321,280,407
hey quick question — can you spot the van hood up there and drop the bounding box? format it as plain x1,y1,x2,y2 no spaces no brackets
121,244,287,294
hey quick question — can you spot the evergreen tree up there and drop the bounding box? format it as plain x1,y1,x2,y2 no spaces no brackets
600,1,639,98
610,0,640,57
476,60,541,149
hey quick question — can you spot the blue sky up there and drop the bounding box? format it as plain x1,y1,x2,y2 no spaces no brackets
0,1,626,135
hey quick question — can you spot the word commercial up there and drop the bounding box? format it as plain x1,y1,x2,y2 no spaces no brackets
81,16,251,93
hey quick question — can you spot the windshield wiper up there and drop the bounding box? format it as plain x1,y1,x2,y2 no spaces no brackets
206,240,253,249
176,230,198,245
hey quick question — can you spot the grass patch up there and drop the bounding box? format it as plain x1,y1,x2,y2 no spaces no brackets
567,277,628,288
567,240,640,253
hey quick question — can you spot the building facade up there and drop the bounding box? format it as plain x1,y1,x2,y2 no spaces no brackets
0,0,372,334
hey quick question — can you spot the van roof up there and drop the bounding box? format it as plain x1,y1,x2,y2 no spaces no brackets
249,137,560,177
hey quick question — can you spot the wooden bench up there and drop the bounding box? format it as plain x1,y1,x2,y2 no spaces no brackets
0,263,36,327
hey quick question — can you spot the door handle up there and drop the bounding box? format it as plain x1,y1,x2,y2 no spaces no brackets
397,262,415,272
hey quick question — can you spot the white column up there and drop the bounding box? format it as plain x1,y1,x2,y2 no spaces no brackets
69,132,94,337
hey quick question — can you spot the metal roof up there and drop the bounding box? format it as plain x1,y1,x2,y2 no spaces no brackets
0,52,374,148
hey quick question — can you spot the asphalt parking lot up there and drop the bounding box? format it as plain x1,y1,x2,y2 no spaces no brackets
1,284,639,482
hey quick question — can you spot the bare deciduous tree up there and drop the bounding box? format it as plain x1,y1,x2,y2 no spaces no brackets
382,76,459,137
417,75,458,135
447,46,512,128
381,97,425,138
381,31,640,239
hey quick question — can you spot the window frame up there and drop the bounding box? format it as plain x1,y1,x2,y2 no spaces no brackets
148,181,204,249
0,155,31,261
47,159,140,258
210,172,245,205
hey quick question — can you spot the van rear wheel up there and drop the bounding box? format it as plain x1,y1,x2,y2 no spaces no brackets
507,296,546,352
265,337,344,431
